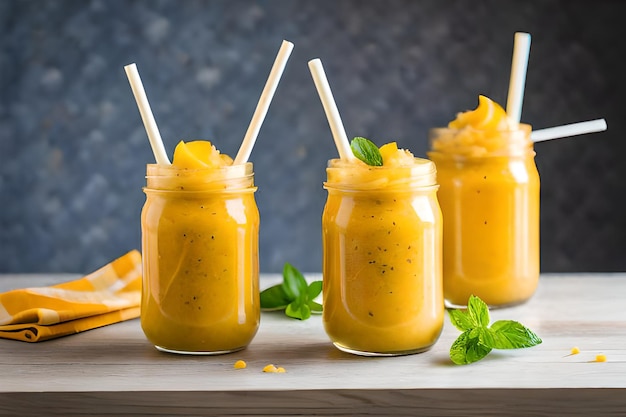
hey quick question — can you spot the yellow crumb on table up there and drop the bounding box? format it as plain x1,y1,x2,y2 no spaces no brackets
263,364,286,373
594,354,607,363
233,360,247,369
263,364,278,373
570,346,580,355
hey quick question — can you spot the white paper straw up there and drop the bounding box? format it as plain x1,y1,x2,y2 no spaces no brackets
308,59,354,161
531,118,607,142
506,32,532,125
124,63,170,165
233,40,294,165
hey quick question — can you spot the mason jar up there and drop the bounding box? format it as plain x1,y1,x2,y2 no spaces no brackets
322,158,443,356
428,124,540,308
141,163,260,354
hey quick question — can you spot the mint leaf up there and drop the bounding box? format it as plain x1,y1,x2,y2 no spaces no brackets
351,137,383,166
448,295,541,365
450,330,492,365
260,284,291,310
485,320,542,349
283,262,307,299
260,262,323,320
286,295,311,320
448,308,474,332
306,281,323,314
307,280,322,300
285,298,302,319
467,294,490,328
309,300,323,313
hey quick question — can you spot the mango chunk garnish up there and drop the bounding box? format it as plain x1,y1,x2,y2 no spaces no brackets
379,142,399,163
172,140,232,168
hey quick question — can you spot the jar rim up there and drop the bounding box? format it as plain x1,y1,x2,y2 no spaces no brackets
429,123,532,135
325,158,438,190
144,162,255,192
428,123,533,158
143,186,258,195
146,162,253,178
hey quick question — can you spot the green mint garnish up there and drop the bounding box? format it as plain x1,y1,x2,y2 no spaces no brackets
448,295,542,365
350,137,383,166
260,263,322,320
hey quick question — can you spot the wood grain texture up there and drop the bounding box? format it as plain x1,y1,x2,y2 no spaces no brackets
1,273,625,416
2,389,626,416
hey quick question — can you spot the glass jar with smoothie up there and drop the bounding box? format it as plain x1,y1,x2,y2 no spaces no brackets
322,141,444,356
141,140,260,354
428,95,540,308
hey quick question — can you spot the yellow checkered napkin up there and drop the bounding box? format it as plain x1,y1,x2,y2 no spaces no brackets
0,250,142,342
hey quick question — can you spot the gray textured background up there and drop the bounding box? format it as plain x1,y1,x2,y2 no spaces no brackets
1,0,625,274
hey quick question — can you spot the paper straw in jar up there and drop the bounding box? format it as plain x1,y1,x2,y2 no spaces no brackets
506,32,532,125
531,118,607,142
233,40,294,164
308,59,354,161
124,63,171,165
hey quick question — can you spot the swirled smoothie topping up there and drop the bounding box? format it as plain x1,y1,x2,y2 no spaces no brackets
327,137,436,189
448,95,514,130
430,95,529,157
379,141,418,167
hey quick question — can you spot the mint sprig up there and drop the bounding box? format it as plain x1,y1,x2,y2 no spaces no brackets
350,137,383,166
448,295,542,365
260,263,322,320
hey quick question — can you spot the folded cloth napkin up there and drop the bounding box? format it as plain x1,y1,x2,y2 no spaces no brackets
0,250,142,342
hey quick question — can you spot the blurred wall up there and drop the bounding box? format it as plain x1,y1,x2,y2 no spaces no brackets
1,0,625,273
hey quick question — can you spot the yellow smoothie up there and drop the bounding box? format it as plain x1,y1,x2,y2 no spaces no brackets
428,96,540,307
322,143,443,356
141,141,260,354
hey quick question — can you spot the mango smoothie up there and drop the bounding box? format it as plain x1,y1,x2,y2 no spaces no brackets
428,96,540,307
141,141,260,354
322,142,443,356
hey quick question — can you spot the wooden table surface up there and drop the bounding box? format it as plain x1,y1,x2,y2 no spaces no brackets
1,273,625,416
